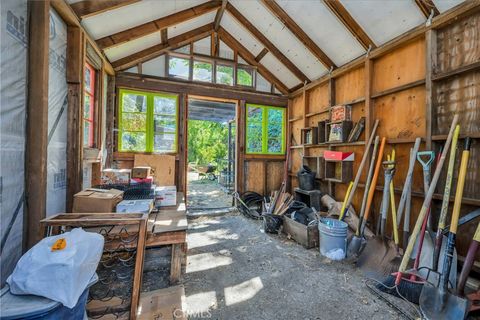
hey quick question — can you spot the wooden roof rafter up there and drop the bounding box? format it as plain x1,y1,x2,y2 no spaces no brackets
260,0,336,70
214,0,228,31
217,27,289,94
226,3,310,83
322,0,376,50
112,23,214,71
414,0,440,18
70,0,141,19
96,0,222,50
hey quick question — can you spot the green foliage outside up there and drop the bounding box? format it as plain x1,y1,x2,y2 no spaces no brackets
188,120,230,172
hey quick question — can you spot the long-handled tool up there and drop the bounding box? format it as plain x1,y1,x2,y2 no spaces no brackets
420,137,472,320
433,125,460,270
338,181,354,221
458,220,480,297
417,150,435,238
338,120,379,221
376,115,458,304
347,136,380,256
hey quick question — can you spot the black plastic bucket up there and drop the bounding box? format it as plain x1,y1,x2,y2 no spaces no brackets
262,214,283,234
297,166,316,191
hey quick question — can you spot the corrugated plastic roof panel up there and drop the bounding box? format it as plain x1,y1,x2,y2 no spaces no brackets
340,0,426,45
105,32,161,61
193,36,211,55
219,40,235,60
229,0,328,80
276,0,365,66
168,11,215,38
261,52,301,89
433,0,465,13
221,11,264,57
142,55,166,77
81,0,207,39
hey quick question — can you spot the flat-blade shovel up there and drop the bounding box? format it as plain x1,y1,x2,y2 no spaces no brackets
420,137,472,320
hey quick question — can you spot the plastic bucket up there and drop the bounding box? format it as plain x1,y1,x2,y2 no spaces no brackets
262,214,283,234
318,218,348,260
297,172,316,191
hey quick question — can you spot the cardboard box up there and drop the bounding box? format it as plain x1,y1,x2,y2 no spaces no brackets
132,166,151,179
134,154,175,185
101,169,131,184
116,199,154,214
155,186,177,207
73,188,124,213
323,151,354,161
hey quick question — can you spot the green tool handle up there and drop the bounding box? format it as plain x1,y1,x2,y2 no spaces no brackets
399,115,458,273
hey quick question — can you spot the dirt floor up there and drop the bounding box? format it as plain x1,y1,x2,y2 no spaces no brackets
187,172,233,210
181,211,408,320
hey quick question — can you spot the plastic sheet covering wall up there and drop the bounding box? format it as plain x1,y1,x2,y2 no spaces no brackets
46,9,68,217
0,0,28,286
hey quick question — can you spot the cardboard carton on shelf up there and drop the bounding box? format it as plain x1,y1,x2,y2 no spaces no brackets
155,186,177,208
101,168,131,184
116,199,154,214
132,166,151,179
73,188,124,213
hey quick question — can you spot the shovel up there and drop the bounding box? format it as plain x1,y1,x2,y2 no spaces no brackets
420,137,472,320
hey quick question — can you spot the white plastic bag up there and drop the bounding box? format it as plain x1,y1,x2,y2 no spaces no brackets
6,228,104,308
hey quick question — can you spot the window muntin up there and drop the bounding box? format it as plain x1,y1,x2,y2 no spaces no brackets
118,89,178,153
246,104,285,155
84,63,96,147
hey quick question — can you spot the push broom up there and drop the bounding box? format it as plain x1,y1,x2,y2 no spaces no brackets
376,114,458,302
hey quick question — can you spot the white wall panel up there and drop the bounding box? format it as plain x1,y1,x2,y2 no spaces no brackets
341,0,425,45
277,0,365,66
261,52,301,89
81,0,207,39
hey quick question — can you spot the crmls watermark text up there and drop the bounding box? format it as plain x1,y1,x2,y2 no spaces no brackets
169,309,212,319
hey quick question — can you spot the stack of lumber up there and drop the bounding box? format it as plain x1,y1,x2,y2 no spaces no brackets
263,184,294,215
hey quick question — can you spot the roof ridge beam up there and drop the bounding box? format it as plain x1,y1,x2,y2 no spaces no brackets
217,26,289,94
112,23,214,71
97,0,222,50
322,0,376,50
226,2,310,83
260,0,336,70
70,0,141,19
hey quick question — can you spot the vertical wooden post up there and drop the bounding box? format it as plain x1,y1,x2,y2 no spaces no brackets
105,76,116,168
364,58,374,144
236,100,246,194
327,77,335,197
178,93,188,195
25,0,50,249
425,29,436,151
286,99,292,192
66,26,85,212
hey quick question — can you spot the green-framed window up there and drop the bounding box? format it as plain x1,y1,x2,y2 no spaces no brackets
246,104,286,155
118,89,178,153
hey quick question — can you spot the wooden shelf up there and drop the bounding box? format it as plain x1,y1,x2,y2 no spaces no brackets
305,109,329,117
289,145,304,149
432,133,480,140
386,137,424,144
289,116,303,123
327,141,365,147
432,61,480,82
336,97,366,105
371,79,425,99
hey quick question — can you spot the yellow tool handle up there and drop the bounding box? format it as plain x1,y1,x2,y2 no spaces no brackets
390,175,399,245
450,149,470,235
474,222,480,243
339,181,354,220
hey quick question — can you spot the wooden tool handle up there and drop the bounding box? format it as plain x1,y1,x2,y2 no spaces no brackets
390,176,399,246
458,222,480,296
339,181,354,221
399,115,459,273
361,137,386,235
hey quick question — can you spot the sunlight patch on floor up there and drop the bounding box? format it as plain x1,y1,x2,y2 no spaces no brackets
224,277,264,306
186,252,233,273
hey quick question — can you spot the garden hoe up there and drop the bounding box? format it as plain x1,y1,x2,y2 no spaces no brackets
420,137,472,320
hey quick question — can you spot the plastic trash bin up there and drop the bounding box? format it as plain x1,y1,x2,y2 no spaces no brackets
0,274,98,320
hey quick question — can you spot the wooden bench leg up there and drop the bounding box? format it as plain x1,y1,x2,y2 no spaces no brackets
170,244,182,284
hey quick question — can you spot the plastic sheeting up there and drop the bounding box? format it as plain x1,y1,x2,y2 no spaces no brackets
46,9,68,217
0,0,28,286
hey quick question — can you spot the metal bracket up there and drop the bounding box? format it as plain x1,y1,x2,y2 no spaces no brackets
366,44,373,57
426,9,434,27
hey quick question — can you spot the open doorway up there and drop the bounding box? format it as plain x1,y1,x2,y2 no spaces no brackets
186,97,236,211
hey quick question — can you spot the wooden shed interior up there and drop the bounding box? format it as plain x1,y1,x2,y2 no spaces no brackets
1,0,480,319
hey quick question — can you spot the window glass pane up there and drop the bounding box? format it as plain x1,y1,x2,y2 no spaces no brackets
247,106,263,122
154,115,176,133
84,94,91,119
154,134,175,152
122,93,147,112
173,45,190,54
216,65,234,85
83,121,90,146
122,113,147,131
154,96,176,114
237,68,253,86
268,108,283,124
246,124,263,153
169,57,190,80
268,138,282,153
84,67,91,91
122,131,146,151
193,61,212,82
267,122,282,138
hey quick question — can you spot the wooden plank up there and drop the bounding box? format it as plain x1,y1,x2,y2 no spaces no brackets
134,154,176,185
334,66,365,104
70,0,140,19
236,100,246,193
170,244,183,284
26,0,50,249
370,79,426,99
432,60,480,81
113,23,214,71
226,2,310,83
323,0,376,50
425,29,436,150
266,161,284,194
414,0,440,18
115,73,288,106
255,48,269,62
152,211,187,233
260,0,336,69
217,27,289,94
104,76,115,167
137,286,186,320
130,217,147,320
214,0,228,31
244,161,265,194
178,93,187,194
97,1,221,49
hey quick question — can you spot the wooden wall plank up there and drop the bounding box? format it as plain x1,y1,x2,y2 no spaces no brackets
244,160,265,194
334,67,365,104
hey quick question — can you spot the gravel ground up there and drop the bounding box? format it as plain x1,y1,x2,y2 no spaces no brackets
187,172,233,210
181,212,409,320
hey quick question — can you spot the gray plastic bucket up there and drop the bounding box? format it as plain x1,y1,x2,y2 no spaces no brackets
318,218,348,260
